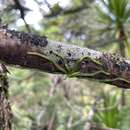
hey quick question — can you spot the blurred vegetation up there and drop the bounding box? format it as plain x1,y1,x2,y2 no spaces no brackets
1,0,130,130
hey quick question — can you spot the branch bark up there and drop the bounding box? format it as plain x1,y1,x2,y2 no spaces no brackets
0,28,130,88
0,64,12,130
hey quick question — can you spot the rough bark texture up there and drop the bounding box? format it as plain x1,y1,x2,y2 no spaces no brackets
0,64,12,130
0,28,130,88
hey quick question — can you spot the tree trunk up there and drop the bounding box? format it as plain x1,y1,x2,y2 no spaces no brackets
0,64,12,130
118,25,126,105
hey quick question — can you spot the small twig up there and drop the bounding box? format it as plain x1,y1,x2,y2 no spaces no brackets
13,0,31,32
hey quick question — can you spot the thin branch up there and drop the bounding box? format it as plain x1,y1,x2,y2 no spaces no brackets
13,0,31,32
44,0,52,11
44,5,88,18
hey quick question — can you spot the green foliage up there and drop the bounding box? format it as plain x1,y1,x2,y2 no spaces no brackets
95,0,130,57
12,105,32,130
96,0,130,27
93,91,120,128
51,3,63,14
118,106,130,130
117,92,130,130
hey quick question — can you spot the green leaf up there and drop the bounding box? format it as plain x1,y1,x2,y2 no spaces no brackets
95,6,113,24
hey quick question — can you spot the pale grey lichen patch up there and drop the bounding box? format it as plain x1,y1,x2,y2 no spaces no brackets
40,40,102,62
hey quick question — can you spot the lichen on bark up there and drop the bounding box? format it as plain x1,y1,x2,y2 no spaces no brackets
0,28,130,88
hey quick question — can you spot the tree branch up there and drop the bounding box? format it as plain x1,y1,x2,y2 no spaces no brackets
44,5,88,18
0,28,130,88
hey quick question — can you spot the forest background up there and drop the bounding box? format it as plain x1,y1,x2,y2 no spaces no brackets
1,0,130,130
